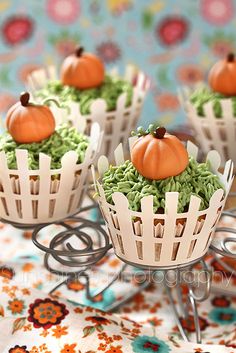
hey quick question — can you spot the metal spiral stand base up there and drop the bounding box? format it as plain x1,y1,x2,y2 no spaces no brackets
210,194,236,286
31,212,211,343
2,193,236,344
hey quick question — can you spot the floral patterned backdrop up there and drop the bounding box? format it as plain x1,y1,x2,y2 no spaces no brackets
0,0,235,127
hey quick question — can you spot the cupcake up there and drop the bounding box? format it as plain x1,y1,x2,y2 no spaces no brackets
0,92,102,226
27,46,149,161
180,52,236,167
93,125,233,268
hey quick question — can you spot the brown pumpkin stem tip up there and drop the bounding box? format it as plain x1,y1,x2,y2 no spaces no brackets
20,92,30,106
227,53,235,62
75,46,84,57
155,127,166,139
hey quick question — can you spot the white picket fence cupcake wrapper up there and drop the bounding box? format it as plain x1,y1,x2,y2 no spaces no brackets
179,85,236,167
93,139,234,268
27,65,150,162
0,121,102,225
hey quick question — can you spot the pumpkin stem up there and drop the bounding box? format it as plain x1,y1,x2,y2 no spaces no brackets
75,46,84,57
155,127,166,139
227,53,235,62
20,92,30,106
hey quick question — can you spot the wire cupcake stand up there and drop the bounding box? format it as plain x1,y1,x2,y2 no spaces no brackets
6,197,235,344
0,188,234,344
0,185,234,344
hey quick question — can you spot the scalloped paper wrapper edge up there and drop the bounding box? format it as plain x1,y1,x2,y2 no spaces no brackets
0,171,82,221
0,121,103,225
26,65,150,162
93,140,234,268
178,84,236,167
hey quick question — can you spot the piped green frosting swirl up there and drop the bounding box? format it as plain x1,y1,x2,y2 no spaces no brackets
35,75,133,114
102,157,223,213
0,124,89,170
190,86,236,118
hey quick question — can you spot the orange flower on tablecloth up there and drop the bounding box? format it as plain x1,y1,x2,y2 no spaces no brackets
104,337,113,344
147,317,163,327
38,343,52,352
194,348,204,352
155,92,180,111
105,346,123,353
8,298,25,314
28,298,69,329
60,343,77,353
40,329,50,337
52,325,68,338
98,343,107,351
149,306,158,314
0,266,15,279
2,285,16,297
22,288,31,295
29,347,39,353
66,279,85,292
74,306,83,314
22,231,32,239
9,346,29,353
23,324,32,331
113,335,122,341
85,315,111,325
176,64,204,84
22,263,34,272
98,332,108,339
133,292,145,304
108,258,120,268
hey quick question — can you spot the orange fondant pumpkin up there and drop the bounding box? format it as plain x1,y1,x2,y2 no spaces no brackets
6,92,55,143
131,127,189,180
60,46,105,89
208,53,236,95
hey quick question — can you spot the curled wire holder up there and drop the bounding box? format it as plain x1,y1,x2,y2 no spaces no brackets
1,192,236,344
30,212,212,343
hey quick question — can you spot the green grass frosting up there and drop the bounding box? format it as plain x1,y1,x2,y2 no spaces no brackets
35,75,133,114
190,86,236,118
102,157,223,213
0,124,89,170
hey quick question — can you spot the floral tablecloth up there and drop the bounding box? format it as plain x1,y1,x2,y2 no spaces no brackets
0,211,236,353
